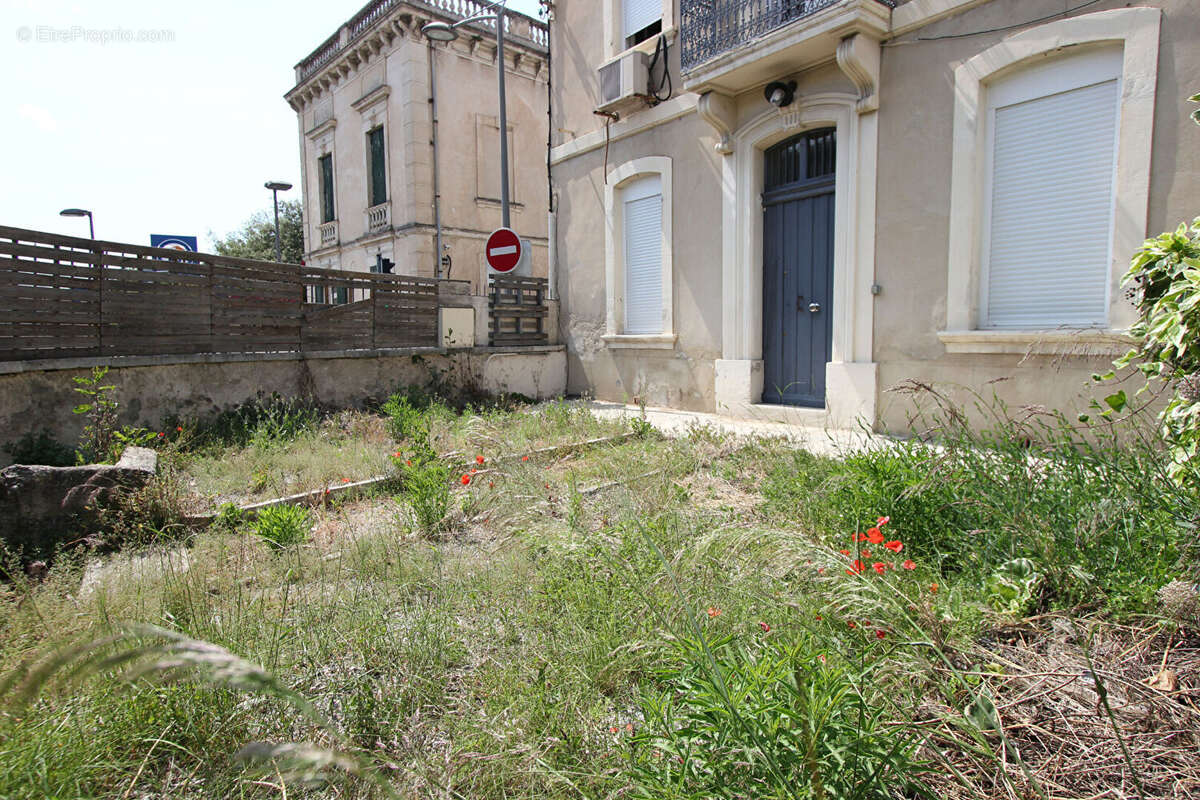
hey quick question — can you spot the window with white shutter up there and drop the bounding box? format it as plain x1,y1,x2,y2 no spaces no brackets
980,48,1122,329
623,0,661,46
623,175,663,335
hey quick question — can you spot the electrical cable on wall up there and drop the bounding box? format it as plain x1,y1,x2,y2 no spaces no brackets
594,109,619,183
884,0,1103,46
647,32,672,104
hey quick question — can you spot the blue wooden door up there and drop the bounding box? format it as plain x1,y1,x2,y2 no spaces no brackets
762,129,835,407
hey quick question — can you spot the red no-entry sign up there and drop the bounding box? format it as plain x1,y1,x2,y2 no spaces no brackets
485,227,522,273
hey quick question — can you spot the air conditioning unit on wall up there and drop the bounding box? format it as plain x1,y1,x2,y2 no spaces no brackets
597,50,649,114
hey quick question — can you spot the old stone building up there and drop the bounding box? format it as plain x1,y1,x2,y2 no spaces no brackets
548,0,1200,430
285,0,550,292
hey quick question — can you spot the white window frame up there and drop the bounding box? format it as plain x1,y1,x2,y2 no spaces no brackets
604,156,675,348
603,0,674,61
940,8,1160,354
978,47,1122,330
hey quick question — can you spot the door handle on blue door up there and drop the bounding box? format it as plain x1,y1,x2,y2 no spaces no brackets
809,302,821,313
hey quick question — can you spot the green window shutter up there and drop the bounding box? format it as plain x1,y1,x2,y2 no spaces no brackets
319,155,335,223
368,128,386,207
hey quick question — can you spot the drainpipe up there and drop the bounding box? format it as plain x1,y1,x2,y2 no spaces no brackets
545,7,557,300
428,40,444,279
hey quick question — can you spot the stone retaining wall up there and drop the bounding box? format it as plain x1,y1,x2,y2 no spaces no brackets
0,346,567,461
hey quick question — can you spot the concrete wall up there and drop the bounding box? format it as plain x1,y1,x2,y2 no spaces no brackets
549,0,1200,431
289,4,550,294
872,0,1200,430
0,347,566,463
555,111,724,410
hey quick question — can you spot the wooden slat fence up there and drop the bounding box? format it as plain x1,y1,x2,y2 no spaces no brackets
489,276,548,346
0,225,438,362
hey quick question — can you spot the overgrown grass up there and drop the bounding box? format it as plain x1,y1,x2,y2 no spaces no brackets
2,397,1195,799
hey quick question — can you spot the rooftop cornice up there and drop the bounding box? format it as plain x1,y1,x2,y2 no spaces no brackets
287,0,547,102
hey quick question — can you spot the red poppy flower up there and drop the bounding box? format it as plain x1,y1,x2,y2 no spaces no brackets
176,426,183,433
470,468,477,474
521,455,530,461
872,562,887,575
839,548,851,556
758,621,770,633
625,722,634,733
877,516,890,526
866,527,884,544
406,459,413,467
489,481,494,488
341,477,351,483
817,654,827,663
706,606,721,618
847,620,857,628
862,619,872,626
157,432,165,439
861,550,871,559
902,559,916,570
853,532,868,542
845,560,865,576
815,614,823,621
461,474,471,485
476,455,485,465
817,567,826,575
884,540,903,553
930,583,939,594
875,629,886,639
610,726,618,733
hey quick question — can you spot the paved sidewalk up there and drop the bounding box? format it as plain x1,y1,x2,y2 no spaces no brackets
584,400,891,458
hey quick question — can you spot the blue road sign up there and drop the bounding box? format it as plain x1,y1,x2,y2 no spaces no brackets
150,234,198,251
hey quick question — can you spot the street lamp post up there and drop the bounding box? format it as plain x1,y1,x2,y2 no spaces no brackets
422,0,510,229
264,181,293,262
59,208,95,240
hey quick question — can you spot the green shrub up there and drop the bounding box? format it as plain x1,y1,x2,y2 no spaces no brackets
3,429,76,466
395,454,450,536
71,365,119,463
1103,218,1200,487
382,392,428,443
196,394,319,450
630,634,928,800
762,399,1191,616
251,504,312,549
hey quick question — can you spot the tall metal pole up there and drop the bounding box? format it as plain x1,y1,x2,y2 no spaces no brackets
496,3,510,229
271,188,282,262
86,211,95,240
429,41,444,279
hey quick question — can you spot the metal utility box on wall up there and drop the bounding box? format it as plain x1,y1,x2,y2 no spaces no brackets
440,307,475,349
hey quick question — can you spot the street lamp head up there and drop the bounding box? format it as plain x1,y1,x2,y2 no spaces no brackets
421,21,459,42
264,181,293,192
59,208,91,217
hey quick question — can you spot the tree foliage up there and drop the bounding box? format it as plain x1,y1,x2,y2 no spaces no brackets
1101,95,1200,487
211,199,304,264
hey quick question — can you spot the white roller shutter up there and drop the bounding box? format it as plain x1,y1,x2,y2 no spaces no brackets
623,0,661,41
981,48,1122,329
623,175,663,335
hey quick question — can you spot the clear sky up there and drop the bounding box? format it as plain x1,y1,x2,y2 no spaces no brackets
0,0,544,250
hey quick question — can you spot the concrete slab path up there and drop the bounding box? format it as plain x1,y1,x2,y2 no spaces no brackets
583,400,897,458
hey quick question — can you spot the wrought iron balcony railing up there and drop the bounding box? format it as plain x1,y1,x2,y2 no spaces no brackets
680,0,895,73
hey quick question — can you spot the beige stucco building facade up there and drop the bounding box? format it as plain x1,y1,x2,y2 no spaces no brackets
549,0,1200,432
285,0,550,293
